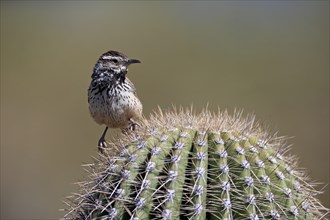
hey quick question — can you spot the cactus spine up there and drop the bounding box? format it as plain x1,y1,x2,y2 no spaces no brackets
64,108,329,219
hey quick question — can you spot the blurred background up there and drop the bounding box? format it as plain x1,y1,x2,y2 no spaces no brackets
1,1,329,219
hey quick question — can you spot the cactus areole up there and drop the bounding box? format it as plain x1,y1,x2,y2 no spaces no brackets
64,108,328,220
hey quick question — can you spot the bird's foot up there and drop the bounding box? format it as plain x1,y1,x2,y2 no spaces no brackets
98,137,107,154
121,120,141,135
97,127,109,154
128,119,141,131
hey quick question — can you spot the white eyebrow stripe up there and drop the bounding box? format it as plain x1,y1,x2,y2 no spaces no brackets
102,56,113,60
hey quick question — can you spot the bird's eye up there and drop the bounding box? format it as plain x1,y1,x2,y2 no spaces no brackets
112,59,118,64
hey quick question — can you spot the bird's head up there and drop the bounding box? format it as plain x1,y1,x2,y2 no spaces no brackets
93,50,141,80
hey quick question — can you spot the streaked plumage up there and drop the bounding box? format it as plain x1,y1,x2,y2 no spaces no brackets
88,50,142,152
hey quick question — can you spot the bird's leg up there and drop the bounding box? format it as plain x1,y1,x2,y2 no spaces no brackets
98,126,108,153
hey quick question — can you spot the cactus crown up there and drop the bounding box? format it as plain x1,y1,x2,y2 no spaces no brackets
64,108,329,219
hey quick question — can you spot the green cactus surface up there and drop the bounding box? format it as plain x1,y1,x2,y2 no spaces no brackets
64,108,329,219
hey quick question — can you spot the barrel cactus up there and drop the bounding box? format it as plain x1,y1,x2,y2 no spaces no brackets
64,108,329,219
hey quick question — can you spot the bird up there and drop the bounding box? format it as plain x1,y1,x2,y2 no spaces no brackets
88,50,143,152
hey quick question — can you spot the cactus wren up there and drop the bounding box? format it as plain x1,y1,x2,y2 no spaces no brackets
88,50,143,152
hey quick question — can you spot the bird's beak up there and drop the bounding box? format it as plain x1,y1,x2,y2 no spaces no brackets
126,59,141,65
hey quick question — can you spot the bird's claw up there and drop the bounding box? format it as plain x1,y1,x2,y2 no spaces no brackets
128,119,140,131
98,137,107,153
121,120,140,135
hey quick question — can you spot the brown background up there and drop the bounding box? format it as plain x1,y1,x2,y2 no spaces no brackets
1,1,329,219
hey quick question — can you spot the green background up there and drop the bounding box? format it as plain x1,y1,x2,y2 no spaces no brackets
1,1,329,219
